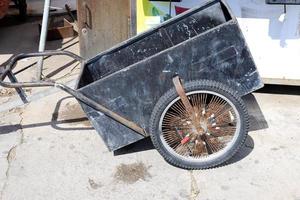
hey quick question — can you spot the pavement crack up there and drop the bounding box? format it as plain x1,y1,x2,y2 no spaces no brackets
6,146,17,176
0,106,26,200
18,107,26,145
189,170,200,200
0,146,17,200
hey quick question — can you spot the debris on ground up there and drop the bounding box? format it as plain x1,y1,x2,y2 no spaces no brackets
113,162,151,184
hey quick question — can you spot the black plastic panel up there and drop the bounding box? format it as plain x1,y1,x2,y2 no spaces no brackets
164,3,227,45
77,1,231,88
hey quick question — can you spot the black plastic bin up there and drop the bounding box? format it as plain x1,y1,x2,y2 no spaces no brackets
76,0,262,151
0,0,263,169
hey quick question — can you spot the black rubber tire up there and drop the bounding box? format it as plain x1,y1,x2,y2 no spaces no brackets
149,80,249,170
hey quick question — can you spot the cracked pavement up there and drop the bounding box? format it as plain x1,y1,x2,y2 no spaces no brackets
0,106,24,196
0,89,299,200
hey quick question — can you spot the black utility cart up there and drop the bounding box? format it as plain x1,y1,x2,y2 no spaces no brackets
0,0,263,169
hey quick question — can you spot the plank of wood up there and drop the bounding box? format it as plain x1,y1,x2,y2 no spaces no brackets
77,0,130,59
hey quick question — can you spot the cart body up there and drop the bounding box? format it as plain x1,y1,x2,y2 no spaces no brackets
76,0,263,151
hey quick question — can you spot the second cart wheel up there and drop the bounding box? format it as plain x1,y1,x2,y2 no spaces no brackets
149,79,249,169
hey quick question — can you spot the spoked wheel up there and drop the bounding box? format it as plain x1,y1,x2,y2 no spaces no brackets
149,78,249,169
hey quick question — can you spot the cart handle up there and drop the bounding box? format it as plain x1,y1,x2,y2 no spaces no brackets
0,51,147,137
0,50,83,86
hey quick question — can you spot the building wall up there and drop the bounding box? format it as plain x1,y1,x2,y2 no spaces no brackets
77,0,130,59
137,0,300,83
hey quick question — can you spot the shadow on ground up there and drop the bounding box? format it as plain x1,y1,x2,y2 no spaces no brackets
0,15,78,55
0,87,275,168
0,16,58,54
0,91,268,168
115,134,255,169
243,94,269,132
0,96,93,135
257,84,300,96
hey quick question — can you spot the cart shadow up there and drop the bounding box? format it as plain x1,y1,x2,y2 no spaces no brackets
243,94,269,132
49,96,93,131
257,84,300,96
221,135,254,166
114,137,155,156
0,94,268,167
0,96,93,135
114,134,255,167
0,116,92,135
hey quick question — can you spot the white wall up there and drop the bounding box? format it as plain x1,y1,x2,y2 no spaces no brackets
153,0,300,82
226,0,300,82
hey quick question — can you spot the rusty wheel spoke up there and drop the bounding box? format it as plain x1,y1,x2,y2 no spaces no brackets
203,135,225,153
161,90,238,159
192,139,208,157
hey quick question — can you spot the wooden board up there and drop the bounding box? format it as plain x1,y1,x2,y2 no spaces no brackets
77,0,131,59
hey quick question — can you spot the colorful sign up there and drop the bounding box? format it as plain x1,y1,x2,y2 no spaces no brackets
137,0,206,33
136,0,300,83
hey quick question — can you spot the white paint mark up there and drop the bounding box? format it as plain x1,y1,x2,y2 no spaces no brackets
167,55,174,63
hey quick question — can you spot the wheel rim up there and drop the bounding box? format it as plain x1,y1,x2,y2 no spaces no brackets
159,90,241,163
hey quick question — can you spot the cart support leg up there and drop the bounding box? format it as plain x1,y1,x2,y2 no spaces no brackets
7,71,28,103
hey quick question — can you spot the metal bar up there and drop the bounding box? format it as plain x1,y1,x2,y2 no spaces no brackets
37,0,51,80
172,76,194,117
14,40,80,76
7,51,83,71
0,51,82,84
172,76,204,136
0,78,147,137
7,71,28,103
65,4,76,23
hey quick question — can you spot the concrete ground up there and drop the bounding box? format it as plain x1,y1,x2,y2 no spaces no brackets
1,16,300,200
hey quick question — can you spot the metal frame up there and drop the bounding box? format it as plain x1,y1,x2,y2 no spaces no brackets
0,50,147,137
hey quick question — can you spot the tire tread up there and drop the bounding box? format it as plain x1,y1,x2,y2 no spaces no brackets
149,80,249,170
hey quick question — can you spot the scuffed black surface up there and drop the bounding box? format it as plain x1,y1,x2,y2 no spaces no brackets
164,3,227,45
76,0,263,151
77,1,229,88
80,31,173,87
